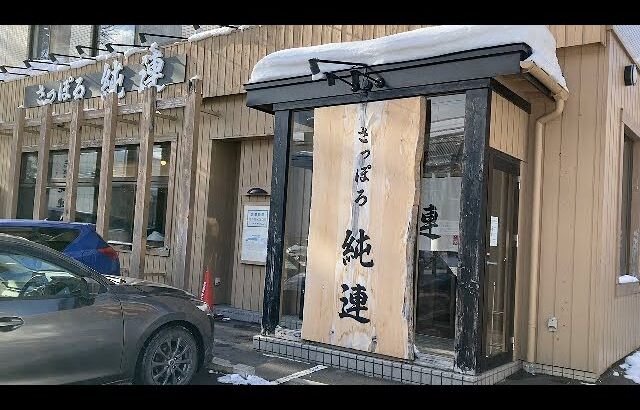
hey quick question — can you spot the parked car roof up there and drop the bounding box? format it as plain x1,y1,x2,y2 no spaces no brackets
0,220,96,229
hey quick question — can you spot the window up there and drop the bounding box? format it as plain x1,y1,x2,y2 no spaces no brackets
30,25,94,62
281,110,314,321
620,133,636,280
17,152,38,219
45,150,68,221
0,252,99,299
414,94,466,340
40,149,101,222
108,142,171,248
97,25,136,54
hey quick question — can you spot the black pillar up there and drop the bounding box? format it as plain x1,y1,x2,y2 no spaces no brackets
454,88,491,373
262,110,292,334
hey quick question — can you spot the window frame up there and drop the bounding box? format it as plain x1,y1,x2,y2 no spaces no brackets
107,141,176,256
617,109,640,296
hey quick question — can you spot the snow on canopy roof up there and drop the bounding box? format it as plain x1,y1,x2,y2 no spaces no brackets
249,25,568,92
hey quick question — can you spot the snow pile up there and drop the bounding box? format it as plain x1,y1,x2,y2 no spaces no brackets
618,275,639,284
69,59,95,69
217,373,275,385
619,350,640,383
95,52,120,62
188,25,256,43
249,25,568,92
124,47,147,58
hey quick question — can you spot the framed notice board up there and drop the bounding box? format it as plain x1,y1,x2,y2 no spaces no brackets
240,204,270,265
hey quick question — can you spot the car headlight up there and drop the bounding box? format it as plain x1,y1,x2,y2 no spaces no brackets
190,298,211,313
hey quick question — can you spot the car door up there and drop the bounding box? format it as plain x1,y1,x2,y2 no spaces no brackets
0,242,124,384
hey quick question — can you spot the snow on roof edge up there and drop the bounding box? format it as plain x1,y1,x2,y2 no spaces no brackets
187,25,256,43
248,25,568,93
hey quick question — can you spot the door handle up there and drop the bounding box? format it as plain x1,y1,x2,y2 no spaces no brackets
0,316,24,331
486,261,498,266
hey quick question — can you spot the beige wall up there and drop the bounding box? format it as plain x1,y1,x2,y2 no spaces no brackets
594,30,640,374
230,138,273,312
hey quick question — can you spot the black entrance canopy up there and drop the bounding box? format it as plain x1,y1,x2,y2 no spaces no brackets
245,43,554,114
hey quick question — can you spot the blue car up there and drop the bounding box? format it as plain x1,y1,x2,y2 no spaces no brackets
0,220,120,276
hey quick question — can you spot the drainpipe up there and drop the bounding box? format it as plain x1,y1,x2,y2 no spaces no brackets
520,60,569,364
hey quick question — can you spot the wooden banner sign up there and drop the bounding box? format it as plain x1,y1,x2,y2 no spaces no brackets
301,97,426,359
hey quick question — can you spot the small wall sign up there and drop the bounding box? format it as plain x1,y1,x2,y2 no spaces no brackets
240,204,270,265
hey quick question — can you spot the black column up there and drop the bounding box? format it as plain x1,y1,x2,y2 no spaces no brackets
454,88,491,373
262,110,292,334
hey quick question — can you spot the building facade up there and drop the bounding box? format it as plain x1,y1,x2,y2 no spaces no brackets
1,25,640,384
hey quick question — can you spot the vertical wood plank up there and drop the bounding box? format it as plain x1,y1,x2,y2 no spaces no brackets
130,87,157,279
173,78,203,290
96,93,118,238
33,105,53,219
63,101,83,222
6,107,25,218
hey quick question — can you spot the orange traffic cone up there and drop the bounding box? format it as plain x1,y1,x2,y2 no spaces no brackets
200,267,214,310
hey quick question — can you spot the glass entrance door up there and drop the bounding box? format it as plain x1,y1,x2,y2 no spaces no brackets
482,151,519,369
414,94,466,348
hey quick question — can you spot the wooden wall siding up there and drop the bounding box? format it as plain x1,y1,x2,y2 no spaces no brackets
594,32,640,375
203,94,273,140
231,138,273,311
547,25,607,49
489,93,528,161
528,43,606,373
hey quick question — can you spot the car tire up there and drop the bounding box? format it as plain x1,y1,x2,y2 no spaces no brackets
139,326,199,385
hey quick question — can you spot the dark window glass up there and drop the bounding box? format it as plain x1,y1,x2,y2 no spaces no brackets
620,135,634,277
16,152,38,219
415,94,466,341
30,25,72,61
75,149,101,224
108,184,136,244
108,142,171,247
281,110,314,322
44,150,68,221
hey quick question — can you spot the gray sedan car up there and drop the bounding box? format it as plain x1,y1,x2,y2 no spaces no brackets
0,233,213,385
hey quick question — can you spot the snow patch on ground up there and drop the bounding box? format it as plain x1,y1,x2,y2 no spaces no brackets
619,351,640,383
619,275,640,284
249,25,568,92
217,373,275,385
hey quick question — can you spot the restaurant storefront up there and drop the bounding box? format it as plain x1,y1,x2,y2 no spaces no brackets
1,25,640,385
243,25,640,384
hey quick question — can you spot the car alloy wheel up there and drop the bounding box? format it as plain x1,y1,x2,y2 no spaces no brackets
141,326,198,385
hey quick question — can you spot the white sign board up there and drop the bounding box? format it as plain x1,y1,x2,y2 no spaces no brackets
240,204,270,265
489,216,499,247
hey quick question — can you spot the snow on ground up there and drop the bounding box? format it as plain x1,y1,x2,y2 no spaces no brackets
217,373,275,385
249,25,568,92
619,275,640,284
619,350,640,383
